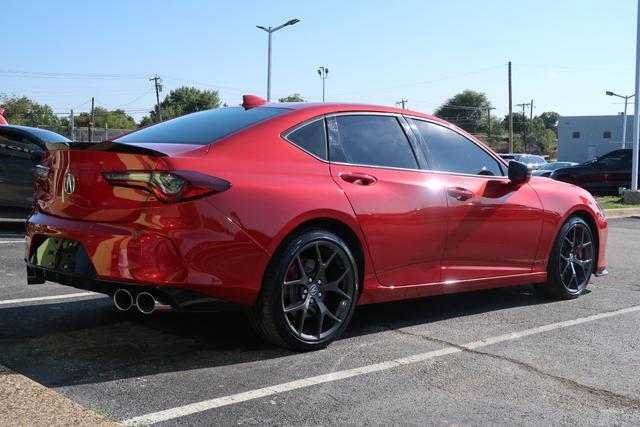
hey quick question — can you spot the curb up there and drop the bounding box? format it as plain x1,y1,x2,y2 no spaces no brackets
0,364,117,426
604,208,640,219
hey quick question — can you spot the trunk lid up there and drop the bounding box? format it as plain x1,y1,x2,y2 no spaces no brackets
36,141,204,223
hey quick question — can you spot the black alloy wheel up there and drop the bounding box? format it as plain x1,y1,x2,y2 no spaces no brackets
250,229,358,351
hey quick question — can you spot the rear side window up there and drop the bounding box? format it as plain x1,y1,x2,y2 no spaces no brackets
115,107,287,145
410,119,504,176
286,119,327,159
327,115,418,169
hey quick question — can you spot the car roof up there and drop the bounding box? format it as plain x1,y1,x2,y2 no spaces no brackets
265,101,451,125
0,124,71,142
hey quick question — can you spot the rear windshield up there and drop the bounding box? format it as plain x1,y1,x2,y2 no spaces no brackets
114,107,287,145
29,128,71,144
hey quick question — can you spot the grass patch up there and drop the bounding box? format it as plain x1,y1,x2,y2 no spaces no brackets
596,195,640,209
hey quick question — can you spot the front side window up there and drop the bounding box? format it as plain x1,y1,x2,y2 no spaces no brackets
0,132,42,161
410,119,504,177
115,107,287,145
327,115,418,169
285,118,327,160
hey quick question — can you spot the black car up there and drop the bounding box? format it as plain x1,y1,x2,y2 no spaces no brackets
550,149,637,195
532,161,579,177
0,125,71,218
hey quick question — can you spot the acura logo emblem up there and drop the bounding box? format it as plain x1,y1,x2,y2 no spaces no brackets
63,172,76,195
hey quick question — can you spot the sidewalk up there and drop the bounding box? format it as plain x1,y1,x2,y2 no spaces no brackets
604,207,640,219
0,364,116,426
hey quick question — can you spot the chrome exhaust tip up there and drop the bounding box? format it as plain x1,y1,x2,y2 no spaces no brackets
113,289,134,311
136,292,171,314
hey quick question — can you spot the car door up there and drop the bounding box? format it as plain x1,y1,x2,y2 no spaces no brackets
327,113,448,286
585,150,631,193
407,118,544,282
0,129,43,210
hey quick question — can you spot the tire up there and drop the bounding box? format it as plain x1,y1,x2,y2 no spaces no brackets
534,216,595,300
250,228,359,351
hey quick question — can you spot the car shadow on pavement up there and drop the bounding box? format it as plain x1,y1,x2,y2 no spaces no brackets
0,285,548,388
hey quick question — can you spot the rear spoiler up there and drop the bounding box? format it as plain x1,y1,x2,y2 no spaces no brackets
44,140,168,157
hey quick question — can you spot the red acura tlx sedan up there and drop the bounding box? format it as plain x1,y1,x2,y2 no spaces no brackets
25,95,608,351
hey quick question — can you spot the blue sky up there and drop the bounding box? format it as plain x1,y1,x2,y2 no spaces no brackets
2,0,638,121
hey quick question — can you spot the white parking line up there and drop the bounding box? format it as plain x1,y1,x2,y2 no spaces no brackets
0,240,25,244
0,292,97,306
122,304,640,426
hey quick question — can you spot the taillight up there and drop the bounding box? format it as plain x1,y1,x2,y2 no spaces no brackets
102,170,231,203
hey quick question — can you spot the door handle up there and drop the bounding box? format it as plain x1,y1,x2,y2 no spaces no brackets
447,186,475,201
340,172,377,186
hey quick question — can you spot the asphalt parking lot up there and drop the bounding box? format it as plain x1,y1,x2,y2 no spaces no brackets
1,218,640,425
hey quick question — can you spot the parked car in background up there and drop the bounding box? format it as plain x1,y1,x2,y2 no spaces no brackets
25,96,607,351
498,153,521,162
532,161,579,177
0,125,71,218
550,149,635,195
517,154,547,170
499,154,548,170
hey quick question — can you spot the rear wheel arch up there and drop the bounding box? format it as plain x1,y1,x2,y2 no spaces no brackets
264,217,366,300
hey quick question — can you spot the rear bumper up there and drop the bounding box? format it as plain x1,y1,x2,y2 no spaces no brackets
26,201,272,306
26,262,241,310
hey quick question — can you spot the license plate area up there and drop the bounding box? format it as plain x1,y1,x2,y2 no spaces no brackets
31,237,97,278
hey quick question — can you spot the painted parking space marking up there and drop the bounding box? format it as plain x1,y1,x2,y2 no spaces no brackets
0,292,98,306
0,240,25,244
122,304,640,426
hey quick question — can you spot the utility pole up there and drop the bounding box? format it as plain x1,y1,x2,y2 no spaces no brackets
516,101,531,152
396,99,408,109
486,106,496,137
508,61,513,153
69,109,74,141
104,122,109,142
88,97,94,143
317,67,329,102
150,75,163,121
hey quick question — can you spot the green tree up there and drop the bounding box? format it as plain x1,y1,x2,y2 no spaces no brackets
538,111,559,133
140,86,221,125
502,112,529,135
278,93,305,102
0,95,60,128
434,90,492,134
74,107,136,130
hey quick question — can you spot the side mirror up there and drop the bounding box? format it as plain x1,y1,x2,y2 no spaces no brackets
508,161,531,184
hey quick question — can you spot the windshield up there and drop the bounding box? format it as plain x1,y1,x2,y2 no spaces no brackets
114,107,288,145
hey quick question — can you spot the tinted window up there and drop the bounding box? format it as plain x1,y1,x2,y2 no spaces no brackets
0,131,42,161
573,131,581,139
597,150,631,168
286,119,327,159
28,128,71,143
115,107,287,145
410,119,504,176
327,115,418,169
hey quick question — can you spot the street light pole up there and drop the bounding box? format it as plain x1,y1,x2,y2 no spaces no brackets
257,19,300,102
317,66,328,102
632,0,640,194
606,90,635,149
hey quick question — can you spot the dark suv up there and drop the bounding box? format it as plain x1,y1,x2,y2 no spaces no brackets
550,149,636,195
0,125,71,218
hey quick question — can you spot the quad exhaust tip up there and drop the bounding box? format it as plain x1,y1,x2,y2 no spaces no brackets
113,289,133,311
135,291,172,314
113,289,172,314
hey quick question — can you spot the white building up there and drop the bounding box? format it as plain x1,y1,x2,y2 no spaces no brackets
557,114,632,162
